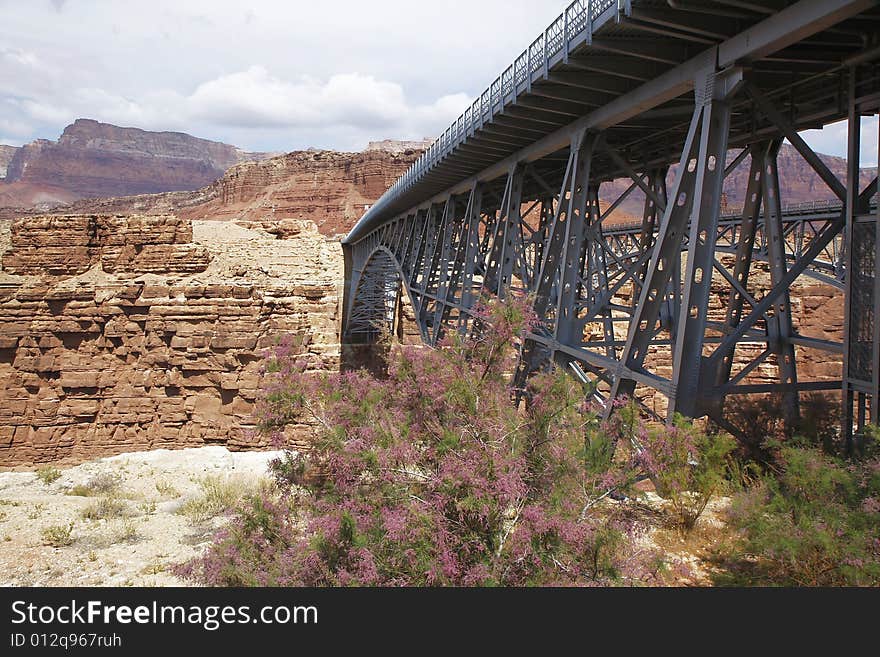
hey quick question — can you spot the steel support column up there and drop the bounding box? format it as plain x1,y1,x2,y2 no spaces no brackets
555,132,599,356
671,70,738,418
609,67,740,419
711,143,766,396
762,138,800,425
842,61,880,449
484,164,526,298
516,129,598,385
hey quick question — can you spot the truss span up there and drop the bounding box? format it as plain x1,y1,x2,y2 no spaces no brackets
343,0,880,446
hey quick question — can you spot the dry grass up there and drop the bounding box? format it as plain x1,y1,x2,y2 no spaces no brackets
67,472,120,497
155,480,180,499
176,474,268,523
111,520,140,544
41,522,75,547
80,496,128,520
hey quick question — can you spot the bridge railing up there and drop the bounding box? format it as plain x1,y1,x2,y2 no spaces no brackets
367,0,620,229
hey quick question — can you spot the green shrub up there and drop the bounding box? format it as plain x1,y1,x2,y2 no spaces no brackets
35,466,61,485
716,442,880,586
41,522,74,547
636,413,735,532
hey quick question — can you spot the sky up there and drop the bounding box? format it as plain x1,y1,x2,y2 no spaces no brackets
0,0,877,164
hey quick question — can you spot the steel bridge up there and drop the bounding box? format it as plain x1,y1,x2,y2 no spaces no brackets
342,0,880,445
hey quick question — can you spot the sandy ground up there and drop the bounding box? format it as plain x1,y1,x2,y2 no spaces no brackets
0,446,279,586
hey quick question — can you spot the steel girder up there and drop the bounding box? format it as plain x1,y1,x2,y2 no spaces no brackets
345,0,876,240
341,0,880,434
342,93,876,430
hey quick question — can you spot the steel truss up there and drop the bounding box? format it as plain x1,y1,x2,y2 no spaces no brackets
343,0,880,439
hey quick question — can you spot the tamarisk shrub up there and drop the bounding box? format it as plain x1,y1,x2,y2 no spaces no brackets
178,294,670,586
636,414,735,533
602,400,735,533
716,437,880,586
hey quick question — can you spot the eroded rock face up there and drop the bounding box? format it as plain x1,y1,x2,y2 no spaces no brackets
39,147,423,237
0,119,271,208
0,217,341,466
191,150,414,234
0,145,17,180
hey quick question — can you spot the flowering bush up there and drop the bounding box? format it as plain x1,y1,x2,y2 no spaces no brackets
635,413,735,532
178,294,670,586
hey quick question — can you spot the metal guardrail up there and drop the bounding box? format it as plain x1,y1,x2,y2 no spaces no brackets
721,198,846,218
351,0,622,238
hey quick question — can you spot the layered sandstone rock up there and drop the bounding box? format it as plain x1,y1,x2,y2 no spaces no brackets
0,217,341,466
0,119,272,209
190,149,420,235
2,214,209,277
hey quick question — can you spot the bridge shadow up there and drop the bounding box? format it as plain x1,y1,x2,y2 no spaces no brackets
340,342,391,378
340,277,422,377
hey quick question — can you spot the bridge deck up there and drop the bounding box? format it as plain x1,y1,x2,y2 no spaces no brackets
347,0,879,244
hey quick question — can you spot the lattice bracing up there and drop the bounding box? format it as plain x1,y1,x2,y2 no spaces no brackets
342,0,880,444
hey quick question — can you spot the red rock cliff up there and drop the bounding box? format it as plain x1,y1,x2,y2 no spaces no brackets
0,215,341,466
181,149,421,235
47,146,423,237
0,119,271,206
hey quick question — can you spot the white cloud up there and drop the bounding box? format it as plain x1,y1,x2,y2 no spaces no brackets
17,98,70,124
0,47,39,69
798,116,878,167
2,62,472,150
185,67,471,137
0,114,34,138
0,0,874,160
187,68,403,128
0,0,546,151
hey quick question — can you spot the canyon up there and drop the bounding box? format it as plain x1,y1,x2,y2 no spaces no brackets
31,144,425,236
0,128,856,468
0,135,425,466
2,120,868,232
